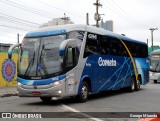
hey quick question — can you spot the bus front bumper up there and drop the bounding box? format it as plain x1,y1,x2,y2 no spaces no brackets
150,71,160,81
17,82,65,97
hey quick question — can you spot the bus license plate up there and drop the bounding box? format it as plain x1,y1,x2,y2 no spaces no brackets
32,92,41,96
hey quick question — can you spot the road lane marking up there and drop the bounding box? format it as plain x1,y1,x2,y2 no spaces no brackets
60,104,103,121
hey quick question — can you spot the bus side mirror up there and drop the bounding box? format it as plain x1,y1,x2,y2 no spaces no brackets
59,39,77,56
8,43,21,59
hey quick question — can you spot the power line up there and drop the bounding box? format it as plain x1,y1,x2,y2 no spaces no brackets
111,0,148,29
101,0,148,29
34,0,85,20
0,34,16,38
0,0,93,26
0,13,41,26
101,1,136,26
1,0,88,24
0,16,38,28
0,0,53,19
0,24,29,31
0,29,21,34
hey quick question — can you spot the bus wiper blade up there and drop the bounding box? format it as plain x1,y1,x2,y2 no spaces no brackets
38,45,48,75
25,51,35,76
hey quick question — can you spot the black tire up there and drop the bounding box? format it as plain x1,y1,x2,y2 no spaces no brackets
135,78,141,91
128,77,136,92
154,80,157,83
40,97,52,102
78,81,89,103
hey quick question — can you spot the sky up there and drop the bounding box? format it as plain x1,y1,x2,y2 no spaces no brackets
0,0,159,47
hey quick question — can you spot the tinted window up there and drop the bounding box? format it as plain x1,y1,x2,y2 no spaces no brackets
98,36,127,56
83,33,148,58
124,41,148,58
84,33,98,58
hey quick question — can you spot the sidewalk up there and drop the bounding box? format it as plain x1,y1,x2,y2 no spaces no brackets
0,86,17,97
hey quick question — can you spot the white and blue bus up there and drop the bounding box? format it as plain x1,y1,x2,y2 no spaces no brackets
149,49,160,83
8,24,149,102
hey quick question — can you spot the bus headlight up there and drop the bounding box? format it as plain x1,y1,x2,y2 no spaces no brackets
51,80,64,87
17,82,22,87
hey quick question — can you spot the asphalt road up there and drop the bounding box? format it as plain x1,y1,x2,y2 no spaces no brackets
0,81,160,121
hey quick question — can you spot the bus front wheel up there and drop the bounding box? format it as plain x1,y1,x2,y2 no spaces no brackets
78,81,89,102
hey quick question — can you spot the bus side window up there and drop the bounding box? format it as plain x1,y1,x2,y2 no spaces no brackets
73,47,79,66
66,48,74,68
83,38,98,58
66,47,79,68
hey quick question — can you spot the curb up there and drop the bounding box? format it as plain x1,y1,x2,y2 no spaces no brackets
0,93,18,98
0,89,18,98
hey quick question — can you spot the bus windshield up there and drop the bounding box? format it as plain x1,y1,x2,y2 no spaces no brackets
18,35,66,78
150,56,160,72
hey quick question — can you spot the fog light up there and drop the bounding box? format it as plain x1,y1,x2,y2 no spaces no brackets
58,90,62,94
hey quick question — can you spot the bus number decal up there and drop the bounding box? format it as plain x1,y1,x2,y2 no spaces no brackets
88,34,97,40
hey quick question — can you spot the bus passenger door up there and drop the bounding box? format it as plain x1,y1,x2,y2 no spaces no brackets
59,39,79,96
65,47,79,96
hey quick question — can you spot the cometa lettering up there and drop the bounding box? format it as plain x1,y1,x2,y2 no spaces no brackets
98,57,116,66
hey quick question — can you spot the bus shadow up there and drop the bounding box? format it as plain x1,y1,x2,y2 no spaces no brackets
24,89,144,106
153,82,160,84
58,88,144,105
23,99,60,106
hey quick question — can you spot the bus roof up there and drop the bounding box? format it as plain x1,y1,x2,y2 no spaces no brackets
25,24,146,45
151,49,160,55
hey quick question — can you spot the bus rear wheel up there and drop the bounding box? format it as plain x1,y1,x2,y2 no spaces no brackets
135,79,141,91
78,81,89,103
154,80,157,83
128,77,136,92
40,97,52,102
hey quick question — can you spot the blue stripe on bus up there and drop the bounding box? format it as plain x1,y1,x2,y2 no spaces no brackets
78,55,146,93
78,54,149,94
97,57,131,92
25,30,66,37
17,74,66,86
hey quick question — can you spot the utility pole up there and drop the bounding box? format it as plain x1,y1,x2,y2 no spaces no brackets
17,33,19,44
86,13,89,25
149,28,158,51
93,0,102,27
61,13,69,25
64,13,66,24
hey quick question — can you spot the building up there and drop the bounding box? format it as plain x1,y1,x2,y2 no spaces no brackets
0,43,12,52
100,20,113,32
40,17,74,28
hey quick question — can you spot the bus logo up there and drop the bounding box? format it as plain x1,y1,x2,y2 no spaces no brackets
98,57,116,66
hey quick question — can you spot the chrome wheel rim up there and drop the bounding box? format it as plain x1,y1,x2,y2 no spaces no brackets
131,81,134,90
81,85,88,99
137,80,140,89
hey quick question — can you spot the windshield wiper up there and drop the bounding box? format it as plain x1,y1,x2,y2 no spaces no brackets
38,45,48,76
24,51,35,76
